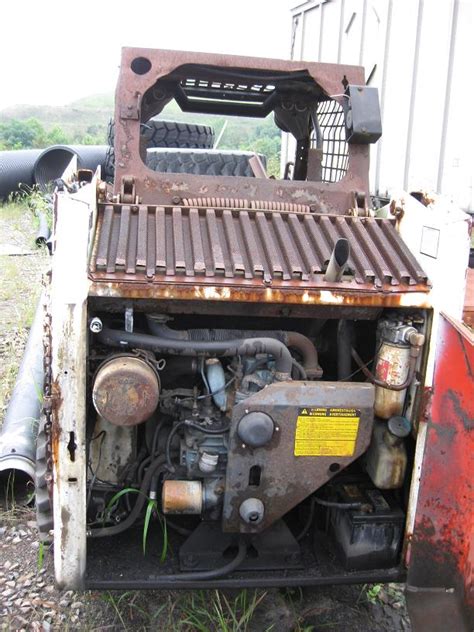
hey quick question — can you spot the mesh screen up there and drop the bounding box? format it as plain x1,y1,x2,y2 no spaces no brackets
314,99,349,183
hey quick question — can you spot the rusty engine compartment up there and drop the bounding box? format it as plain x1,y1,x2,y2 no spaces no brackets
45,48,435,589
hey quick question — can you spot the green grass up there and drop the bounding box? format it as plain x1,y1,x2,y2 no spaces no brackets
100,589,271,632
0,201,48,424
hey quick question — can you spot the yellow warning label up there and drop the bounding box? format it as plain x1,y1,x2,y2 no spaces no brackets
294,407,360,457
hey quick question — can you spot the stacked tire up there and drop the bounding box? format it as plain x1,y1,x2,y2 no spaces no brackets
104,119,215,181
106,119,267,180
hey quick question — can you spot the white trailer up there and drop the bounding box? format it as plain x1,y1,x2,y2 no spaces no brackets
285,0,473,212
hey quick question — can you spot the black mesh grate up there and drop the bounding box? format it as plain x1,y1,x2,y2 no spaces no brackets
314,100,349,183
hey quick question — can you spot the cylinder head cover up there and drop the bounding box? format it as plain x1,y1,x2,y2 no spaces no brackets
92,355,160,426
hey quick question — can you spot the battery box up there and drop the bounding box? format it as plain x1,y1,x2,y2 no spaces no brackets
324,483,405,571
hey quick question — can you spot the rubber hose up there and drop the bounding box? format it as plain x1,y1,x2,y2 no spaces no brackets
351,347,417,391
162,538,246,581
146,318,320,377
97,328,293,377
337,320,353,381
88,456,166,538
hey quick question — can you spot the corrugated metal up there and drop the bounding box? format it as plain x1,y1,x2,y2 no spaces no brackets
90,204,428,292
289,0,473,212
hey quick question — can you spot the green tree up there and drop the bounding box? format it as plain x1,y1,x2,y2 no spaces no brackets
0,118,45,149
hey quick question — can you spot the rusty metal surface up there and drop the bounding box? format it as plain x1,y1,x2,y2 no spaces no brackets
222,381,375,533
406,314,474,629
92,355,160,427
89,204,429,303
162,480,203,514
113,47,370,207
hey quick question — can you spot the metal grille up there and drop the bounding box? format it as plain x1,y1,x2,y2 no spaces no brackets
181,77,276,101
91,204,429,292
315,99,349,183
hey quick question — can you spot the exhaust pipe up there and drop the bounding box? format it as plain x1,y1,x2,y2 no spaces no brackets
0,298,44,503
324,238,350,283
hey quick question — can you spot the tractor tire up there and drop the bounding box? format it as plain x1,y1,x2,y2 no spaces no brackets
105,120,216,181
35,414,54,543
146,149,267,178
107,119,215,150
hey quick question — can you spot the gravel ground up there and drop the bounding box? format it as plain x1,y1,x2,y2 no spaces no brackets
0,202,412,631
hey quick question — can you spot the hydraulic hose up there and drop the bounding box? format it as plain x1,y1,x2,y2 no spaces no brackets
97,327,293,378
337,320,353,381
145,317,321,378
88,456,166,538
162,538,246,581
351,347,417,392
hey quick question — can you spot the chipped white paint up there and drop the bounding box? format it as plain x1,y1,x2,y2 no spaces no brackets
51,176,95,589
404,418,428,564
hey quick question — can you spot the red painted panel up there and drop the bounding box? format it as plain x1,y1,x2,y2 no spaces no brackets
408,314,473,627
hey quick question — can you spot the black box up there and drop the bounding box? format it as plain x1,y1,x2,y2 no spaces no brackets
325,484,405,571
344,85,382,144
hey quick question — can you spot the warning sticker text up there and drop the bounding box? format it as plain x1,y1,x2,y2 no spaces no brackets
294,408,360,457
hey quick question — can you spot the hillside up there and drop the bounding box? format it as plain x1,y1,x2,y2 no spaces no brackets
0,93,281,174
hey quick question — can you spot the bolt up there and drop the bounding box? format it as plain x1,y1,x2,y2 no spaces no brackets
171,196,181,205
89,317,103,334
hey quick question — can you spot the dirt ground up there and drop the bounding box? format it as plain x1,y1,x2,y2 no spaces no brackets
0,202,412,631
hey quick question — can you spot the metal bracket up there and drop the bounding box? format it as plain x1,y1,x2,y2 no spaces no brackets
120,99,140,121
119,176,137,204
349,191,370,217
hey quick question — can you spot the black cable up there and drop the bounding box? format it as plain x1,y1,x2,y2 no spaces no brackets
165,422,186,472
295,497,316,541
165,518,193,537
195,376,236,400
86,431,106,511
165,420,230,472
292,359,307,380
159,538,247,581
88,456,166,538
313,497,363,510
185,420,231,435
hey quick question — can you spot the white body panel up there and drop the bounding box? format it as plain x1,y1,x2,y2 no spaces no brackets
50,178,94,588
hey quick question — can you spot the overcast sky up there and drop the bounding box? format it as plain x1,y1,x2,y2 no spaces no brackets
0,0,295,108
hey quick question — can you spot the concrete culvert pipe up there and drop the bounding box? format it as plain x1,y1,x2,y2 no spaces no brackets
0,149,43,200
33,144,108,190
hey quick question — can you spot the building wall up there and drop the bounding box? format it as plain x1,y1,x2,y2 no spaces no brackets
287,0,473,211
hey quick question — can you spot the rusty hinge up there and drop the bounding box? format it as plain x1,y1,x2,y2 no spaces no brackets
119,176,138,204
349,191,370,217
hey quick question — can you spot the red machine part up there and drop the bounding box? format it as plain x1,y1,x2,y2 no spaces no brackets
406,314,473,631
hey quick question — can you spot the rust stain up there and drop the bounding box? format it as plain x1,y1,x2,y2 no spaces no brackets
50,378,63,476
88,280,431,308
